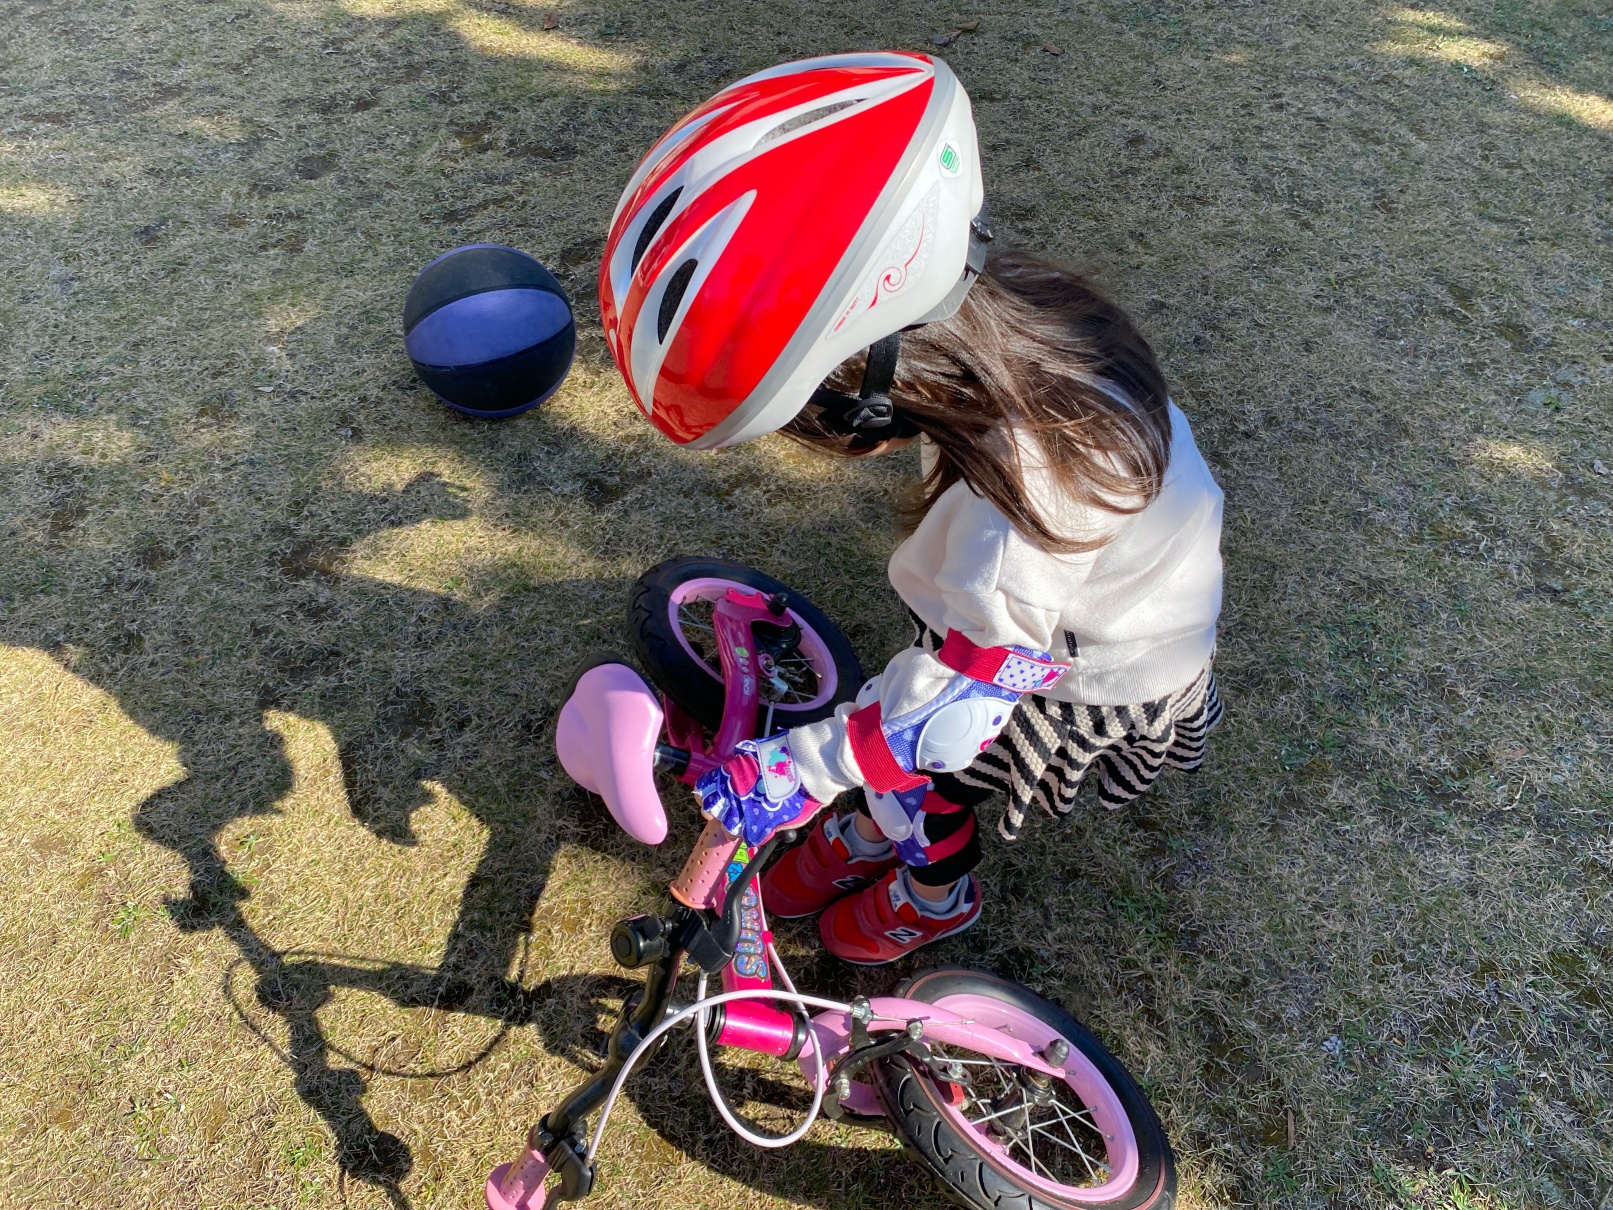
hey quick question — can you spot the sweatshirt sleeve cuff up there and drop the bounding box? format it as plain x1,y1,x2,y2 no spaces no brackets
788,709,863,803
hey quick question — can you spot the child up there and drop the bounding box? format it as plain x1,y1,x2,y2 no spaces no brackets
598,51,1223,965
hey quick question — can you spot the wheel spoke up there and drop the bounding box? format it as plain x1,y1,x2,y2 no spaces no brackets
774,675,817,702
1034,1116,1108,1178
1049,1101,1102,1137
966,1100,1034,1129
930,1037,1117,1193
1025,1106,1037,1176
1052,1105,1111,1180
1003,1125,1053,1182
1046,1099,1101,1136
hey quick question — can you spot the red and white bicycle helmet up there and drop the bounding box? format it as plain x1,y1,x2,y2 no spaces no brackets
598,52,988,448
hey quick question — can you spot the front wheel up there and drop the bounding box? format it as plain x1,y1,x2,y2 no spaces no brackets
876,967,1176,1210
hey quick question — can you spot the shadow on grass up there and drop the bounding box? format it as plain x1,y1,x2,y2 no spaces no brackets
3,0,1611,1205
116,471,553,1206
0,0,915,1194
103,458,900,1209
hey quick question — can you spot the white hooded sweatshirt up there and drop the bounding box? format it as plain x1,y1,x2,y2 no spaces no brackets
789,400,1223,803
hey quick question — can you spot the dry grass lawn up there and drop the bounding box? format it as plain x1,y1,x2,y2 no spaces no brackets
2,0,1610,1207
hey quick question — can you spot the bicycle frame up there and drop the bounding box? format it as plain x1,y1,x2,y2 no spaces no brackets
487,587,1079,1210
486,586,803,1208
665,588,805,1056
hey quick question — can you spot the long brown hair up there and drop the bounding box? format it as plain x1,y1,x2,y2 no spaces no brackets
783,250,1172,554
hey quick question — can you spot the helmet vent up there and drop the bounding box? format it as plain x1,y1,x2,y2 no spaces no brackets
657,258,698,343
758,100,858,146
631,186,683,275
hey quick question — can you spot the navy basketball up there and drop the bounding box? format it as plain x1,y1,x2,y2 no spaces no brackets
403,244,576,419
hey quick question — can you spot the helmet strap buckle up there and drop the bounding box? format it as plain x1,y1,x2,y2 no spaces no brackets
809,332,918,440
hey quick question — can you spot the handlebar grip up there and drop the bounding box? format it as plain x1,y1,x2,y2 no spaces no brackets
670,817,741,910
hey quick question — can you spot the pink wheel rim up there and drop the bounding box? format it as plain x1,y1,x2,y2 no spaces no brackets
666,576,839,713
923,992,1142,1203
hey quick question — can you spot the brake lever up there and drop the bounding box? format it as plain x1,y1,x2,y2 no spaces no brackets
679,832,780,974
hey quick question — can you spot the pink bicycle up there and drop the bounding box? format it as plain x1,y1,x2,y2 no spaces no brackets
486,557,1177,1210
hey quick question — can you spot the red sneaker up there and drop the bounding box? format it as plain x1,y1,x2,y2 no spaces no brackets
761,813,900,919
818,870,981,966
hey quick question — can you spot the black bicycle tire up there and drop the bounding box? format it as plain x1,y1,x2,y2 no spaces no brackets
628,556,864,730
874,967,1176,1210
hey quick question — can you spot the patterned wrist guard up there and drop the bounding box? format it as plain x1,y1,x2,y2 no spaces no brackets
696,733,820,847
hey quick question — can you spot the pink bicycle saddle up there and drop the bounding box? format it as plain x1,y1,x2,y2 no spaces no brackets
555,662,668,845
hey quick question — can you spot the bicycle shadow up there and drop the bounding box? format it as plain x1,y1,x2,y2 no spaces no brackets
105,469,604,1204
6,431,901,1209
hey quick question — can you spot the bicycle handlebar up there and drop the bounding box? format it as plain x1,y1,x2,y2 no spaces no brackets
670,817,741,910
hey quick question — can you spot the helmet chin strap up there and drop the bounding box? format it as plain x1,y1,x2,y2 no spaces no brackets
806,332,922,442
806,207,993,442
808,332,919,440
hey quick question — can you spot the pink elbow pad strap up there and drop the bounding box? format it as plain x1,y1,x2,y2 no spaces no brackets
846,703,929,794
936,630,1071,693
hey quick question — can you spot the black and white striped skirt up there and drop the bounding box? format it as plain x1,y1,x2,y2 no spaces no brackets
916,622,1223,840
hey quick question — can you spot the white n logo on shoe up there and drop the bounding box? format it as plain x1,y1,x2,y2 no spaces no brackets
885,926,925,945
832,875,867,890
